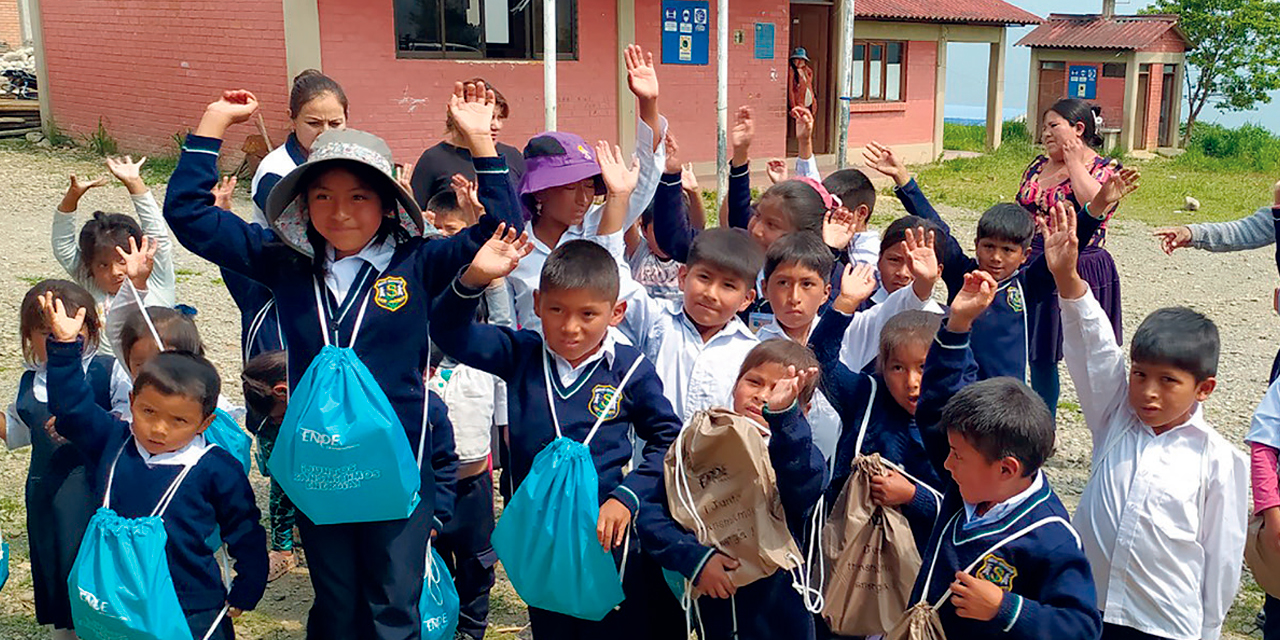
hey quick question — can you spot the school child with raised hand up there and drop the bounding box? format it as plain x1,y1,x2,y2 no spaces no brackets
164,84,513,638
1,280,131,640
636,339,827,640
508,44,667,330
1043,203,1247,640
52,155,175,350
41,292,267,640
429,230,684,639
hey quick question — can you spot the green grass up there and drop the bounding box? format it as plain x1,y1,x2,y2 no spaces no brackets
175,267,202,284
15,275,49,287
919,123,1276,228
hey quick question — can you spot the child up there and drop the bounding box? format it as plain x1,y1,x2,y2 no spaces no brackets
409,76,525,207
757,230,940,462
1248,375,1280,640
637,339,827,640
118,305,206,378
1045,203,1247,640
616,226,766,423
625,136,698,302
3,280,130,639
904,269,1101,639
42,293,267,640
430,233,684,639
863,141,1134,382
508,44,667,331
162,85,510,637
52,155,175,344
821,168,881,267
240,350,299,581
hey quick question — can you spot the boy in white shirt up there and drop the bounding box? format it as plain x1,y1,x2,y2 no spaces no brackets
1044,203,1247,640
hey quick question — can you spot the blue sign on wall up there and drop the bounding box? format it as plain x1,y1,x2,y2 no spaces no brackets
1068,65,1098,100
754,23,775,60
661,0,709,65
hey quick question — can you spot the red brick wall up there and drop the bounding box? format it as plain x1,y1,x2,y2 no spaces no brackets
847,41,936,148
0,0,21,48
40,0,290,158
1143,63,1162,149
1140,30,1185,54
318,0,622,166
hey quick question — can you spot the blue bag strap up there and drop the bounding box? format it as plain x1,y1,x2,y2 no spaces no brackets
243,298,283,363
540,350,644,445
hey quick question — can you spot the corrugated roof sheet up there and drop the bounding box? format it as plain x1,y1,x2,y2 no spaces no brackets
855,0,1042,26
1015,14,1188,50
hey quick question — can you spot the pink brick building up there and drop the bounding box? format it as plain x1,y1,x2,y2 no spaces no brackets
30,0,1039,167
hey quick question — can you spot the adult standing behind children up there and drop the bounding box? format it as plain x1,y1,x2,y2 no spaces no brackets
1016,98,1122,416
409,77,526,207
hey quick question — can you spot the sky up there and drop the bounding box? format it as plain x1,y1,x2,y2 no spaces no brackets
942,0,1280,132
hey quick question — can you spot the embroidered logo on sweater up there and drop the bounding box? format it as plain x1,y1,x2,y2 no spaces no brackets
1006,286,1024,313
588,384,623,420
373,276,409,312
975,554,1018,592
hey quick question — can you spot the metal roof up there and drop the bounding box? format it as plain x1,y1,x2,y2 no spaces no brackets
855,0,1042,26
1015,14,1190,50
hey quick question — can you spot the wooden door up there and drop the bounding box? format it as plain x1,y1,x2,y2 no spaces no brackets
1159,67,1175,146
788,4,832,154
1136,72,1150,149
1036,64,1066,137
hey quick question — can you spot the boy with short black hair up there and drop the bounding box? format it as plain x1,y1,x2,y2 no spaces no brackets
1044,204,1247,640
821,168,881,266
430,230,684,640
617,227,766,422
426,189,475,237
907,268,1102,640
637,338,827,640
42,294,267,640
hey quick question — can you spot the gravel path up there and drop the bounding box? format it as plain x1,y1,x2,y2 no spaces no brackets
0,144,1272,638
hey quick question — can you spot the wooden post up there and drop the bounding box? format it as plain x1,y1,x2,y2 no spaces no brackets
985,28,1006,150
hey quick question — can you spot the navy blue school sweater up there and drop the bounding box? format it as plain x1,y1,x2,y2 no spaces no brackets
429,277,682,515
895,178,1102,381
426,390,460,531
910,326,1101,640
808,308,944,553
637,404,826,640
221,267,285,364
164,134,521,520
45,338,268,614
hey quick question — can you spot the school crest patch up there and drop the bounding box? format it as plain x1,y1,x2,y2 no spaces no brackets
975,554,1018,592
373,276,409,312
1006,285,1025,313
588,384,623,420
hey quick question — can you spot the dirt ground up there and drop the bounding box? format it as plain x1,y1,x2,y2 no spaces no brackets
0,144,1272,638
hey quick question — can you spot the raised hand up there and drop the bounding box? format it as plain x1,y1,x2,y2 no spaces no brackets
791,106,814,141
947,271,997,333
394,163,415,195
597,141,639,196
904,227,940,298
1042,201,1088,299
117,235,159,290
206,90,260,126
730,106,754,165
450,173,485,221
461,223,533,288
862,141,910,187
60,174,110,213
105,155,147,189
766,159,788,185
38,292,86,343
211,175,237,210
835,262,878,313
448,81,498,152
681,162,700,193
766,365,819,412
663,132,682,175
1089,167,1140,218
1152,226,1192,255
624,44,659,102
822,206,857,250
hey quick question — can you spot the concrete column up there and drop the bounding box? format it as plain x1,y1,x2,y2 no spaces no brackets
283,0,323,78
1169,59,1186,147
616,0,637,155
26,0,48,129
1025,48,1041,134
1121,51,1140,152
933,32,948,160
985,28,1006,150
16,0,32,43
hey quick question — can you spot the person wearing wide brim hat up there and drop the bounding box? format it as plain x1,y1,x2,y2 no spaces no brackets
516,130,608,219
789,47,810,62
264,128,433,257
162,86,527,638
789,47,816,111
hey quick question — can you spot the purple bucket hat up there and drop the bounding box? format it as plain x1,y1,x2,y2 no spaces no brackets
518,131,606,215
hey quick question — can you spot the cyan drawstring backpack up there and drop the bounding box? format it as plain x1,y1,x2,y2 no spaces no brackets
490,351,644,621
419,539,460,640
205,408,252,476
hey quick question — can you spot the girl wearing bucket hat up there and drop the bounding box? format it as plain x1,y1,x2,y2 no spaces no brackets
506,43,669,333
163,85,525,639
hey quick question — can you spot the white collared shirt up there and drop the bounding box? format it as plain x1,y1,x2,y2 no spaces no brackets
757,319,840,464
837,285,943,372
963,471,1044,529
323,236,397,302
510,116,668,332
1061,289,1247,640
548,331,619,388
133,433,210,467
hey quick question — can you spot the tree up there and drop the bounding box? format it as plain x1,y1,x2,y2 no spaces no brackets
1143,0,1280,144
